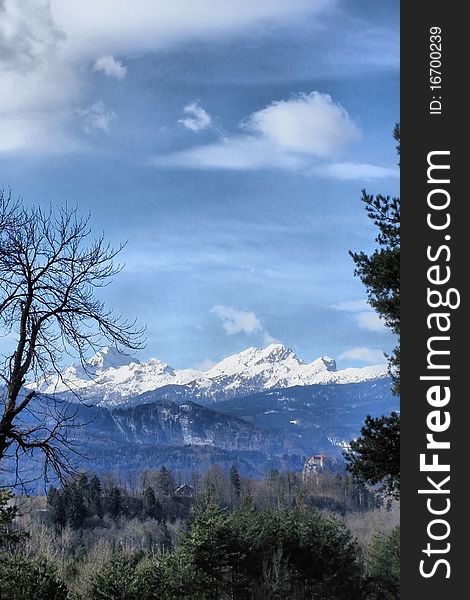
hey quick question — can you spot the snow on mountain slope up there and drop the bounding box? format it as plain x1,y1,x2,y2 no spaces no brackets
34,343,388,406
306,364,388,385
188,344,339,401
36,347,201,404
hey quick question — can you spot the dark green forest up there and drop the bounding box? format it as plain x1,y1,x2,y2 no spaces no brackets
1,466,399,599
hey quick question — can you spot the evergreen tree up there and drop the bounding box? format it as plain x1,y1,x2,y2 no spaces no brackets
84,551,139,600
108,486,124,521
172,500,363,599
227,504,361,599
347,124,401,498
88,475,104,520
178,502,238,599
142,486,161,520
229,465,241,507
134,557,166,600
364,526,400,599
346,412,400,498
0,555,68,600
88,474,102,499
154,466,175,498
64,482,87,529
349,124,400,391
47,486,67,529
291,509,362,599
77,472,89,493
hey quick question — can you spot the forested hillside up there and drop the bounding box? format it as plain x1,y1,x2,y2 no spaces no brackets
2,466,399,599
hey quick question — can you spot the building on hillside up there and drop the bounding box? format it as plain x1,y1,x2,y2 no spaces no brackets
302,454,330,481
173,483,195,498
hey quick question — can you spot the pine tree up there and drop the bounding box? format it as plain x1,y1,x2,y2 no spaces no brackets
349,124,400,391
365,526,400,599
142,486,161,520
88,474,102,499
108,486,124,521
0,556,68,600
64,482,87,529
88,475,104,520
346,412,400,498
85,551,139,600
347,124,401,499
229,465,241,507
134,557,166,600
178,502,237,599
47,486,67,529
154,466,175,498
77,472,89,493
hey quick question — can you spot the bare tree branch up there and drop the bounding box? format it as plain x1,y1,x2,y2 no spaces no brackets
0,191,146,489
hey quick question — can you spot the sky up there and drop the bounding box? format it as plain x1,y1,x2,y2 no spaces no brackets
0,0,399,371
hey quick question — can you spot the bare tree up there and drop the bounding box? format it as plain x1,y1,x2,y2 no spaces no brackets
0,191,145,486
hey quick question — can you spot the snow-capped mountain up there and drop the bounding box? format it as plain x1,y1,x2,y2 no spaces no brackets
35,346,201,403
183,344,386,403
35,343,388,407
16,345,394,490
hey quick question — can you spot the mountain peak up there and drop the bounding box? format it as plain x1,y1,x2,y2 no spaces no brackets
35,343,388,407
310,356,337,372
258,343,298,363
88,346,139,370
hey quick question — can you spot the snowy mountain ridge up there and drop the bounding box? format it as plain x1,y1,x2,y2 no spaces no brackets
35,343,388,406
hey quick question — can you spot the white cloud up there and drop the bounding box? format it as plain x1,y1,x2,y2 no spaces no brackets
211,305,278,347
0,0,331,154
339,347,385,363
155,92,362,171
0,0,81,153
0,0,63,72
319,161,399,180
333,299,386,333
155,136,305,170
244,92,360,157
77,101,115,134
0,115,79,153
356,311,385,333
178,101,212,132
93,55,127,79
211,305,262,335
49,1,331,59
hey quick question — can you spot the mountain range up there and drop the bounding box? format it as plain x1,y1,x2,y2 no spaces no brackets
19,344,397,486
36,343,388,406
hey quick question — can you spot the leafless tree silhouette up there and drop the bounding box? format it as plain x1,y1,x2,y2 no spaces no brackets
0,191,145,487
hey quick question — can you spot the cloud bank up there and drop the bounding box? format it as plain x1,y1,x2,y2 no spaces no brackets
154,93,397,178
339,347,385,363
333,299,386,333
156,92,369,173
0,0,330,153
244,92,360,157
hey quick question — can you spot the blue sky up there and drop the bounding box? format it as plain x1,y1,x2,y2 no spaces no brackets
0,0,399,370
